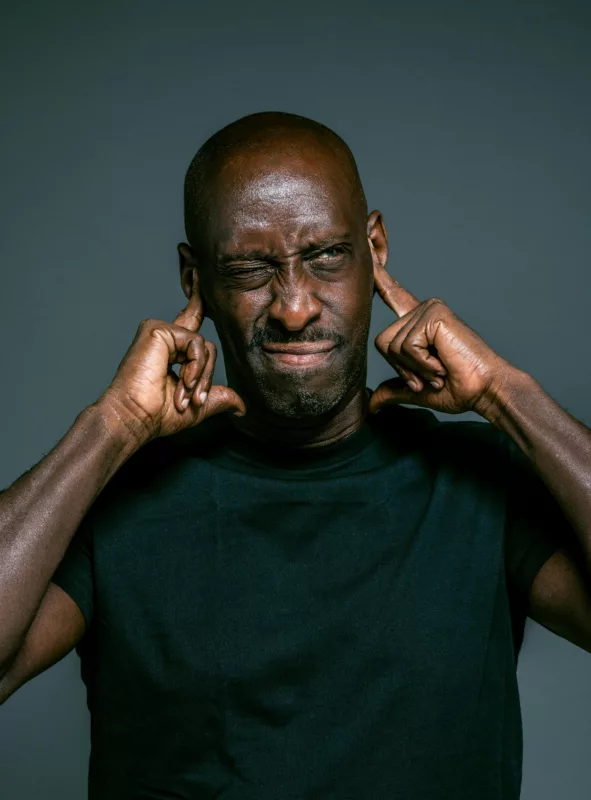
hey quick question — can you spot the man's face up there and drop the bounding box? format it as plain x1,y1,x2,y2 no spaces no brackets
190,150,382,419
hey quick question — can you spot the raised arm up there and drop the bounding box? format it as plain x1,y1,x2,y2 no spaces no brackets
0,283,245,689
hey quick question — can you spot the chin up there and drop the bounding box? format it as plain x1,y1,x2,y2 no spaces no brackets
239,348,366,419
254,372,356,420
265,390,339,419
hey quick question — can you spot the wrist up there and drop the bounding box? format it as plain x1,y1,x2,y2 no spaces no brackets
86,392,153,456
473,364,535,429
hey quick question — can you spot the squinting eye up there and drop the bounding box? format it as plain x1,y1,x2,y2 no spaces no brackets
319,247,343,258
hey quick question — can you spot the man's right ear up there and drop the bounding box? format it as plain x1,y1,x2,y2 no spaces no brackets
177,242,209,319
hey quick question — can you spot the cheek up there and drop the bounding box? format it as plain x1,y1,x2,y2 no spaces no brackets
342,273,373,324
211,294,259,347
347,279,374,342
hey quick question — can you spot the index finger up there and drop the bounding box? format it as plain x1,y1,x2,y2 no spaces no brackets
373,264,421,318
173,288,204,333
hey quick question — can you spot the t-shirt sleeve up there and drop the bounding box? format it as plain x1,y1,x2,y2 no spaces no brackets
50,512,94,629
503,434,570,607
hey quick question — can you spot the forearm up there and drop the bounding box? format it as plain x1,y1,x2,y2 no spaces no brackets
478,368,591,560
0,401,140,670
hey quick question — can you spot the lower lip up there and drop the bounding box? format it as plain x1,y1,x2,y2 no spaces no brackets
263,348,336,367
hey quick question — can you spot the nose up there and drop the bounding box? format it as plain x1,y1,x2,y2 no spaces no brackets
266,271,323,332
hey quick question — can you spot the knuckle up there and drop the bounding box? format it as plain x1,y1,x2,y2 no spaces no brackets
141,318,167,335
189,332,205,348
148,323,169,340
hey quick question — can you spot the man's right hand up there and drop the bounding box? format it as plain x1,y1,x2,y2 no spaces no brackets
96,286,246,447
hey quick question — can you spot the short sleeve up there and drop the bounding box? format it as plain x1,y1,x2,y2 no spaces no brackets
51,512,94,629
503,435,569,607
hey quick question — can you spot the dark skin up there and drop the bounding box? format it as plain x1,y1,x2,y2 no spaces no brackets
0,130,589,712
179,147,380,448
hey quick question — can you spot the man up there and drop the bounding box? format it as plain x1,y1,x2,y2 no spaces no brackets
0,111,589,799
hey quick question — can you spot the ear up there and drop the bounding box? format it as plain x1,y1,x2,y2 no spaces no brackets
178,242,209,318
366,211,389,294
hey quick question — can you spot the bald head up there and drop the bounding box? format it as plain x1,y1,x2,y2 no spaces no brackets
183,111,368,254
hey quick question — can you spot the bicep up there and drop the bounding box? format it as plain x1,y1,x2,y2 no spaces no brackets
527,547,591,655
0,582,86,704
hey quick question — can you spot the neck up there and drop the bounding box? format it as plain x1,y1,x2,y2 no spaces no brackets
229,385,370,449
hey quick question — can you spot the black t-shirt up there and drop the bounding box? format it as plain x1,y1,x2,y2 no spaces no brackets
50,399,569,800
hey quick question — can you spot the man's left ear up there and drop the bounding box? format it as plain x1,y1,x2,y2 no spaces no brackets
366,210,389,294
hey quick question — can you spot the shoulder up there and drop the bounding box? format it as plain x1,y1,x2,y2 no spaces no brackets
374,404,506,459
371,405,516,503
100,413,232,498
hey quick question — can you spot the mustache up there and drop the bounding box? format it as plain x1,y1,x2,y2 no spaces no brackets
249,325,345,349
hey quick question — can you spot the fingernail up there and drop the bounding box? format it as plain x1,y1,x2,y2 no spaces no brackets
199,391,208,404
430,380,441,389
181,396,190,409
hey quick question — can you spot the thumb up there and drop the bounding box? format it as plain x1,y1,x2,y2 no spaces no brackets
202,385,247,419
368,377,421,414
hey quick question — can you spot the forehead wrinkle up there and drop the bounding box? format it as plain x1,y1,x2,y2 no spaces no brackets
213,191,350,258
216,222,351,260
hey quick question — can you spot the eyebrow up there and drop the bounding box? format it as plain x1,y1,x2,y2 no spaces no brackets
216,234,353,267
217,249,269,267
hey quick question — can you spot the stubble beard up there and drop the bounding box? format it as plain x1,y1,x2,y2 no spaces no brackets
251,337,368,420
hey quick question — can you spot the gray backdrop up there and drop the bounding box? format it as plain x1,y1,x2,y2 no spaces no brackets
1,1,589,797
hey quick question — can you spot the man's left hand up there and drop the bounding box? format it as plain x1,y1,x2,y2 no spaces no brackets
369,263,516,417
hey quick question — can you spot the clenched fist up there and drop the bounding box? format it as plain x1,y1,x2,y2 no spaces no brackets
96,285,246,447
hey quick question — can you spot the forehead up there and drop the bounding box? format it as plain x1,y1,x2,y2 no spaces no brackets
208,154,358,254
